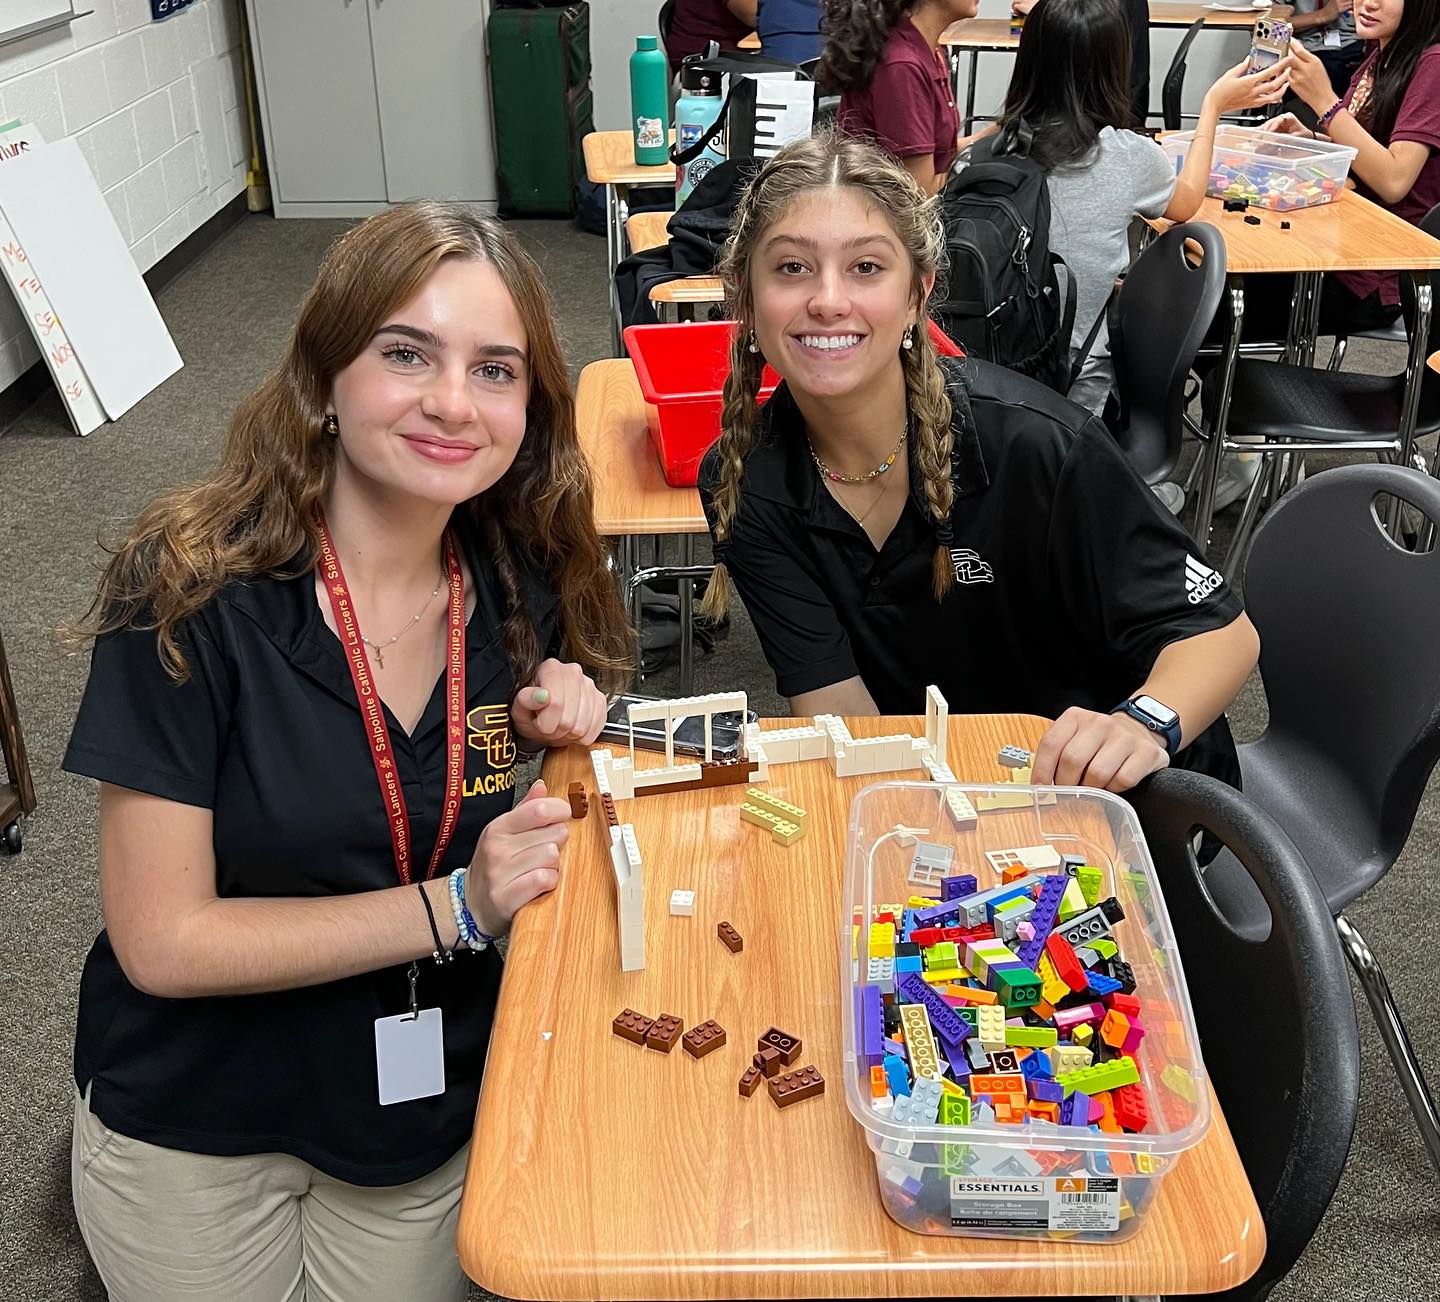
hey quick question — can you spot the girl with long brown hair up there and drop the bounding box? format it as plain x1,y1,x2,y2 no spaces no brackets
699,134,1259,794
62,202,630,1301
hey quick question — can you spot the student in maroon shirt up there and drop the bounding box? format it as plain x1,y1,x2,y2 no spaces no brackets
667,0,758,73
822,0,979,194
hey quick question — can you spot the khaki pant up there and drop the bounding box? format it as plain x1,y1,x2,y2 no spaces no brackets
71,1087,469,1302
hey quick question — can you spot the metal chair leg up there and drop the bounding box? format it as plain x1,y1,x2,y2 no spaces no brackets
1336,914,1440,1175
1225,450,1277,581
1327,336,1349,371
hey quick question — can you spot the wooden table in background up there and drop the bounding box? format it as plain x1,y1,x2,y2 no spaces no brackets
458,712,1265,1298
1148,189,1440,553
627,211,728,321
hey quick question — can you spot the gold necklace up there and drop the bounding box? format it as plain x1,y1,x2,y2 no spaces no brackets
362,571,444,669
807,427,907,484
834,473,896,527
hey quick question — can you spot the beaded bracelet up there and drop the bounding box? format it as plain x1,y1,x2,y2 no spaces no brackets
448,867,496,952
1316,99,1346,132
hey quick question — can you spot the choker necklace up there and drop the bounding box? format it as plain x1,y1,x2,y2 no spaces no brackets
807,427,907,484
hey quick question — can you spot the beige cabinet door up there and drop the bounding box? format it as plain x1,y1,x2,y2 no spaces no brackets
251,0,387,203
368,0,496,204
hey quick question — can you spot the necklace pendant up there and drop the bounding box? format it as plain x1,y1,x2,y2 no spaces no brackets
374,646,384,670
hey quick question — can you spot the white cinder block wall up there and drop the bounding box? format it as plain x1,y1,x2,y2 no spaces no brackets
0,0,249,395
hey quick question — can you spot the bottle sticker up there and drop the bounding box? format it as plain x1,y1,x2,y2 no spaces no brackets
636,116,664,150
949,1175,1121,1232
677,122,703,149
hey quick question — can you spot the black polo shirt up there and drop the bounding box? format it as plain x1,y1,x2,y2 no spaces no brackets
62,515,557,1186
698,355,1242,784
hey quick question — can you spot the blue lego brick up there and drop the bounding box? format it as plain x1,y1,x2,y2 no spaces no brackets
895,955,924,974
883,1054,911,1097
1086,970,1124,996
942,873,978,901
902,908,922,940
1015,874,1069,967
983,883,1035,923
895,971,970,1045
1020,1049,1053,1080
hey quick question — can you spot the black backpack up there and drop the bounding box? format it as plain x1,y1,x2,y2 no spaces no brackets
934,148,1078,394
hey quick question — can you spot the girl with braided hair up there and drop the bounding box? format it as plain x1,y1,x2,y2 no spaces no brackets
698,134,1259,794
823,0,979,193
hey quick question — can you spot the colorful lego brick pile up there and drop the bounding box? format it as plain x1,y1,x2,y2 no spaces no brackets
854,855,1183,1236
1207,157,1344,211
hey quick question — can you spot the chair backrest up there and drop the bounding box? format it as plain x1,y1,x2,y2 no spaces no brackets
1161,18,1208,132
1243,463,1440,871
1130,769,1360,1301
1398,202,1440,355
658,0,678,56
1110,221,1226,484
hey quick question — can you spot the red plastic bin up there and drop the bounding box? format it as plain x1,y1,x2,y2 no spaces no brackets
622,320,964,488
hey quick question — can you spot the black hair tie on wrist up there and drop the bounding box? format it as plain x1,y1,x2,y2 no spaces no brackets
417,882,451,964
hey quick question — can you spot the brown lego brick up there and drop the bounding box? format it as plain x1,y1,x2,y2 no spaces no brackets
682,1019,727,1059
644,1013,684,1053
717,921,743,953
758,1026,802,1066
738,1066,763,1098
567,781,588,820
612,1008,653,1046
600,793,618,827
768,1064,826,1109
753,1046,783,1078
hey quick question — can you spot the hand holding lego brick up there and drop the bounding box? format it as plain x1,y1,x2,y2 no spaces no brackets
510,658,609,748
464,779,572,935
1030,707,1169,794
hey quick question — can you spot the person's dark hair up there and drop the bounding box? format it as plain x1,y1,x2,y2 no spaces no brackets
816,0,918,94
990,0,1134,169
1360,0,1440,145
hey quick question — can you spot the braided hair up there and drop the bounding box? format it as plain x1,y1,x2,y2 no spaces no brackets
702,131,958,622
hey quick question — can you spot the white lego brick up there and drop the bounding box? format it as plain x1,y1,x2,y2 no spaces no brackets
754,733,801,766
608,756,635,800
590,749,614,797
620,825,642,870
944,787,978,830
985,845,1063,878
669,889,695,916
796,728,829,761
625,692,748,727
923,753,959,784
631,761,703,789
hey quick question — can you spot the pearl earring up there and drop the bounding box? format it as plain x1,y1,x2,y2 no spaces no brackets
747,330,759,355
322,413,339,437
902,325,914,351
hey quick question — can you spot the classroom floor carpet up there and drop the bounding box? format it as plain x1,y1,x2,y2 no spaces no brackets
0,213,1435,1301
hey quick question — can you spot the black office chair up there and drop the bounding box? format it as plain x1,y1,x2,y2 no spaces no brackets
1109,221,1227,487
658,0,677,60
1131,769,1361,1301
1161,18,1208,132
1195,206,1440,569
1199,463,1440,1176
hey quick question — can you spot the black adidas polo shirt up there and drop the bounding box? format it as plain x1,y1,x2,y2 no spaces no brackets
62,515,557,1186
698,355,1243,784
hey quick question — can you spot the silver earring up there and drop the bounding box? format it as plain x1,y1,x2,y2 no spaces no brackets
902,325,914,351
747,330,759,355
322,413,339,437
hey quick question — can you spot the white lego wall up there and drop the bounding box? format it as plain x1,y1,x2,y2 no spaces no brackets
590,0,1253,131
0,0,248,395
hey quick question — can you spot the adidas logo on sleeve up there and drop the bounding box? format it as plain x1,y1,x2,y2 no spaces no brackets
1185,555,1224,605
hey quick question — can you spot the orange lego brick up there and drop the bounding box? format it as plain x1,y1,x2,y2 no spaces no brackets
970,1072,1025,1097
644,1013,684,1053
768,1064,825,1108
612,1008,653,1046
683,1019,727,1059
943,985,998,1005
869,1065,888,1098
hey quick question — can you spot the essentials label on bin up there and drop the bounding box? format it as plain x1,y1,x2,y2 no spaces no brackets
949,1176,1120,1232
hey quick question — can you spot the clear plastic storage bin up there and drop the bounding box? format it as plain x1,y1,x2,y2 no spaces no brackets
1162,125,1357,211
841,782,1210,1242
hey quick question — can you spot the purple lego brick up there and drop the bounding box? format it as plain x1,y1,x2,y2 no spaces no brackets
1058,1094,1083,1126
900,1174,924,1199
896,971,970,1045
1028,1078,1065,1104
937,1029,968,1071
912,899,961,928
942,873,979,901
1016,874,1069,967
860,984,885,1059
883,1037,907,1059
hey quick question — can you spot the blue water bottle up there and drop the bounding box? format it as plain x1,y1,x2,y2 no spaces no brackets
674,62,727,205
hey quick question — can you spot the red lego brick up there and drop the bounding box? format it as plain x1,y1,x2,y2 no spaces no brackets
644,1013,684,1053
1112,1081,1150,1133
753,1046,784,1078
1107,992,1143,1018
739,1066,763,1097
612,1008,653,1046
768,1064,825,1108
683,1019,727,1059
758,1026,802,1065
717,921,743,953
1045,932,1088,991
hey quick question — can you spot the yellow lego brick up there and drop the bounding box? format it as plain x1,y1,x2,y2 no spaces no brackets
907,895,940,909
940,1077,967,1098
743,787,806,825
851,923,859,961
868,921,896,960
1036,952,1069,1005
1073,1023,1094,1047
739,801,806,845
975,789,1033,812
1161,1063,1199,1103
921,966,965,985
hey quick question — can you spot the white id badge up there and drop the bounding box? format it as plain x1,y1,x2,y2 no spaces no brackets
374,1006,446,1105
1325,29,1342,46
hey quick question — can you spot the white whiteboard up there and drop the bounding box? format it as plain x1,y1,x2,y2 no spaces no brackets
2,3,75,42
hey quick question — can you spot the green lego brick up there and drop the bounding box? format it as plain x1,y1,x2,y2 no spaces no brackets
1056,1054,1140,1097
924,941,959,970
1057,878,1089,921
956,1007,979,1029
993,967,1042,1008
1076,864,1103,908
1004,1024,1059,1048
939,1090,971,1126
1090,938,1119,960
992,896,1030,916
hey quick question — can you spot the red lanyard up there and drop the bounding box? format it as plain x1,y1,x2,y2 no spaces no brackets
316,512,467,886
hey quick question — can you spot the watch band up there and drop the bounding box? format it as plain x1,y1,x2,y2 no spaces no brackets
1111,699,1182,756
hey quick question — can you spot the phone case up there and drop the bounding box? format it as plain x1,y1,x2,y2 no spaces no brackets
1248,18,1292,73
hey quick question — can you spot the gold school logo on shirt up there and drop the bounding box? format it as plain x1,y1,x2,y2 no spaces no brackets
465,704,517,797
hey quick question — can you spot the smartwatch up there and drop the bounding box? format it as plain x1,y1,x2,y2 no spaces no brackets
1111,695,1182,756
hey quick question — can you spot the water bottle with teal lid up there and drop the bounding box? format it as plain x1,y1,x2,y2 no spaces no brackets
630,35,670,166
674,61,726,205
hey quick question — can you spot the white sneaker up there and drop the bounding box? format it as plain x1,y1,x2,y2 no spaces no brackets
1213,454,1261,512
1152,481,1185,515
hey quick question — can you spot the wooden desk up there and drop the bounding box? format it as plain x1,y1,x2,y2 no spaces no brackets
584,130,676,350
575,359,705,537
1148,190,1440,553
458,713,1266,1298
628,212,728,321
626,210,671,255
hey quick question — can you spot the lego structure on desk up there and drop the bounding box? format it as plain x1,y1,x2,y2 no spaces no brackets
609,823,645,971
739,787,807,845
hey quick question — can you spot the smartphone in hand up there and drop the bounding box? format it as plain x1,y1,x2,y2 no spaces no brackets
1247,18,1292,74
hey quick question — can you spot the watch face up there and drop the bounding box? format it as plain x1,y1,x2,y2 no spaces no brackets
1132,695,1179,726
